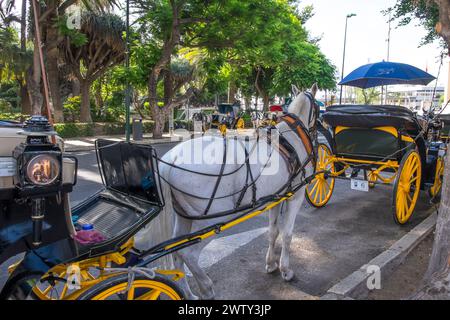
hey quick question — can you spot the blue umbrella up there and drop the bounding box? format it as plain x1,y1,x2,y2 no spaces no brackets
339,61,436,89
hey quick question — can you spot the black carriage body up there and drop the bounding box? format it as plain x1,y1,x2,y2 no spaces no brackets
0,140,164,299
0,196,73,266
439,114,450,142
322,104,441,186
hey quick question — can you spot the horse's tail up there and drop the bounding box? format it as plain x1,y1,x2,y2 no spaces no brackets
134,161,174,269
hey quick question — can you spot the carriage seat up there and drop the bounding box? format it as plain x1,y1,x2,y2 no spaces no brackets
323,104,422,132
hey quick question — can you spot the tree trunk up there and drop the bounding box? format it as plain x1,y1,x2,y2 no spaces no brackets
20,83,32,114
147,1,182,139
263,94,270,111
30,35,42,115
413,150,450,299
72,78,81,96
45,2,63,122
228,81,237,103
79,80,92,122
435,0,450,46
412,2,450,299
163,69,173,106
149,70,164,138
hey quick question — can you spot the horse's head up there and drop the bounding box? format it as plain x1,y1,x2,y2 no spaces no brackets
287,83,319,130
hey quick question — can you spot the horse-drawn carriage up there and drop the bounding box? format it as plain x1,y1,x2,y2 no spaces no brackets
438,113,450,143
211,103,245,134
0,108,308,299
306,104,446,224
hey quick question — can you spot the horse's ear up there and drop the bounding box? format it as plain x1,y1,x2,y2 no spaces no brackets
291,84,300,96
310,83,318,98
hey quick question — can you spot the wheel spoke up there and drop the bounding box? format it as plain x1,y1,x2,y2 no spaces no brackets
136,289,161,300
313,181,321,203
309,178,320,195
127,287,135,300
318,181,324,203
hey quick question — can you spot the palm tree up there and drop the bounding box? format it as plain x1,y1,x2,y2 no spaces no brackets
2,0,119,120
63,12,126,122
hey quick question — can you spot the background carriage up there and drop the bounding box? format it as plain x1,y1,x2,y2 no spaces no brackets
305,61,446,225
306,104,445,224
210,103,245,134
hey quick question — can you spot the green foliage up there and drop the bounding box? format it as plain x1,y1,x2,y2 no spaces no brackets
0,81,20,111
57,16,88,47
63,96,81,122
0,27,31,82
54,123,95,138
0,112,29,121
356,88,381,104
387,0,442,47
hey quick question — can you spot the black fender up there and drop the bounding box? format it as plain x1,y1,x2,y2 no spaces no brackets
0,238,78,299
0,250,49,299
317,120,336,153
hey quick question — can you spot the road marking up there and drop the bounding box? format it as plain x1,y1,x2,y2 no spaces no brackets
76,169,102,184
198,227,268,269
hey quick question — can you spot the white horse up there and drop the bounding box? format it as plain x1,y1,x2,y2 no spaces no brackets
148,84,318,299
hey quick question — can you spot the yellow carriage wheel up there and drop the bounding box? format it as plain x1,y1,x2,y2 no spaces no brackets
392,150,422,225
305,144,335,208
236,118,245,129
77,273,184,300
429,156,444,199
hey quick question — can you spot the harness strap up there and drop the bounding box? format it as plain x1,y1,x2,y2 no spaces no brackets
203,136,228,215
280,113,315,159
235,136,257,209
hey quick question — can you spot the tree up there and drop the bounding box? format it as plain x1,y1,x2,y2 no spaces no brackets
130,0,332,137
356,88,380,105
0,24,32,113
390,0,450,299
63,12,126,122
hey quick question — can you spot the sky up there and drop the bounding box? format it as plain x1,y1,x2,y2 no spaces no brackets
299,0,447,86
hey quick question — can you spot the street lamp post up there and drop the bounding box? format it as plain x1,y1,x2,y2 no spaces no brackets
339,13,356,104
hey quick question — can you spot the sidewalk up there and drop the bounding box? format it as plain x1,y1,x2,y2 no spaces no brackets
64,133,176,152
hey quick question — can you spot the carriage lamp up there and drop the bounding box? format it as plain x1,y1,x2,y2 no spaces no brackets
13,116,64,246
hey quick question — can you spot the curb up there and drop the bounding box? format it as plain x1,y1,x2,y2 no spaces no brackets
321,210,437,300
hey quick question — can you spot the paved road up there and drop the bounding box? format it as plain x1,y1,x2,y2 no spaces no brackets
0,140,434,299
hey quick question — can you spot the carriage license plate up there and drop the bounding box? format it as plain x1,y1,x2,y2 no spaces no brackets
350,179,369,192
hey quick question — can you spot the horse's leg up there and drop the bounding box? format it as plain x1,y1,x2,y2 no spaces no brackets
177,244,215,300
171,215,199,300
278,195,303,281
265,207,280,274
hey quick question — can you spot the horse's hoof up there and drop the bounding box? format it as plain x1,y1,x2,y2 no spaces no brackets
265,262,278,274
281,269,294,281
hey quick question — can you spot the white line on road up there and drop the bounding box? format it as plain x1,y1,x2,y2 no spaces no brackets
199,227,268,269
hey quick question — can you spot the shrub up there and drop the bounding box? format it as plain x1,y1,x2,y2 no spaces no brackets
0,112,29,122
104,122,125,135
54,122,94,138
63,96,81,122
